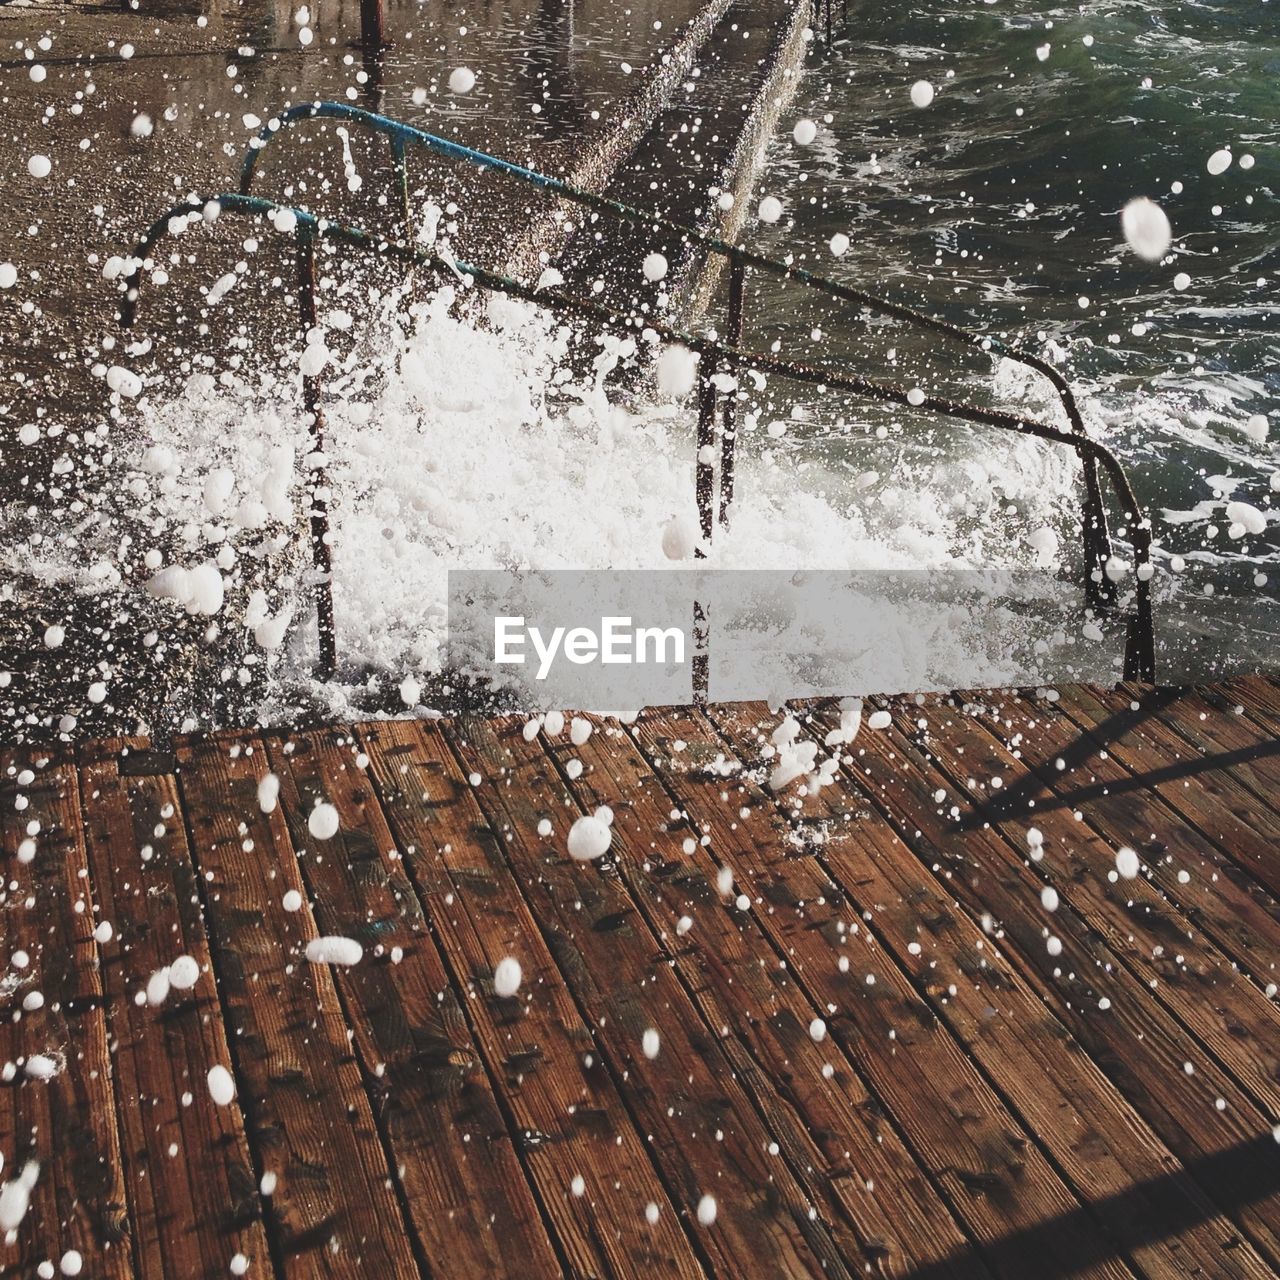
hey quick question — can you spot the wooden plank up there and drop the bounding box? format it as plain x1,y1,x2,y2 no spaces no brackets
962,686,1280,983
77,738,273,1280
356,719,710,1280
1221,676,1280,727
1034,686,1274,972
710,700,1280,1280
262,727,564,1279
173,733,420,1279
925,688,1280,1108
811,694,1280,1267
1144,683,1280,746
1140,684,1280,803
447,714,881,1280
628,706,1137,1280
1053,683,1280,901
537,713,991,1279
0,749,134,1280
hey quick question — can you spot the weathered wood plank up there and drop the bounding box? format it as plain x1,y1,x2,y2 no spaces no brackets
0,749,134,1280
448,714,869,1280
1141,682,1280,791
537,712,991,1280
921,689,1280,1109
8,677,1278,1278
1056,683,1280,902
815,695,1280,1267
1020,684,1280,982
712,700,1279,1280
263,727,564,1279
1143,684,1279,745
174,734,420,1279
1222,676,1280,727
628,706,1136,1280
357,719,710,1280
77,738,273,1280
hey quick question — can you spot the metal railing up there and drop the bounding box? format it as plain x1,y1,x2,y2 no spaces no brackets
117,125,1156,685
240,103,1122,605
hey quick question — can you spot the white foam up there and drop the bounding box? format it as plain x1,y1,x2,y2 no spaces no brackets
4,277,1142,722
306,936,363,965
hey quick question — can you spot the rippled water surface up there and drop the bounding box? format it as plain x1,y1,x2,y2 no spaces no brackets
741,0,1277,677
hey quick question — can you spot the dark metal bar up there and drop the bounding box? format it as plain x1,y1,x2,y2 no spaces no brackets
237,110,1104,417
1080,457,1117,608
692,600,710,705
696,372,717,548
719,255,746,527
1083,488,1117,607
1049,382,1116,608
360,0,385,60
235,104,1114,553
294,224,337,678
117,198,1136,481
695,348,721,701
1123,526,1156,681
389,136,412,244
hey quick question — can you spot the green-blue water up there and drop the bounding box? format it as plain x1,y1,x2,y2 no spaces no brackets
745,0,1278,677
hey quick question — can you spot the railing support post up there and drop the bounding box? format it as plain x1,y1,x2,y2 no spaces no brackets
1123,524,1156,682
696,370,717,545
389,136,413,244
693,369,719,705
1053,385,1117,609
1080,456,1117,609
360,0,385,60
295,225,337,678
692,600,710,706
719,256,746,527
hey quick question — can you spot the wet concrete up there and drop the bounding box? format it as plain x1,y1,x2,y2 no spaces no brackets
1,0,717,400
560,0,809,321
0,0,811,740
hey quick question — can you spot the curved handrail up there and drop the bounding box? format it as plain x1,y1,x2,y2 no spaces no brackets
240,102,1119,603
239,106,1099,427
116,193,1155,682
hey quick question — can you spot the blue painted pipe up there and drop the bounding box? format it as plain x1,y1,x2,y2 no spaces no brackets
240,101,571,199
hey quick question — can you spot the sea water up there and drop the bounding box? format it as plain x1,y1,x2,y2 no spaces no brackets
741,0,1277,677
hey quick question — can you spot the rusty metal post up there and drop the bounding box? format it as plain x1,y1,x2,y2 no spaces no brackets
389,136,413,244
696,370,717,546
360,0,386,60
295,224,337,678
719,256,746,527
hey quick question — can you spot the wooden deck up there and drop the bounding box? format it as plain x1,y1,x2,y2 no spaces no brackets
2,678,1279,1280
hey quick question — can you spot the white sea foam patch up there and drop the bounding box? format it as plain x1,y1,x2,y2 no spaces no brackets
315,292,1084,689
5,282,1103,719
